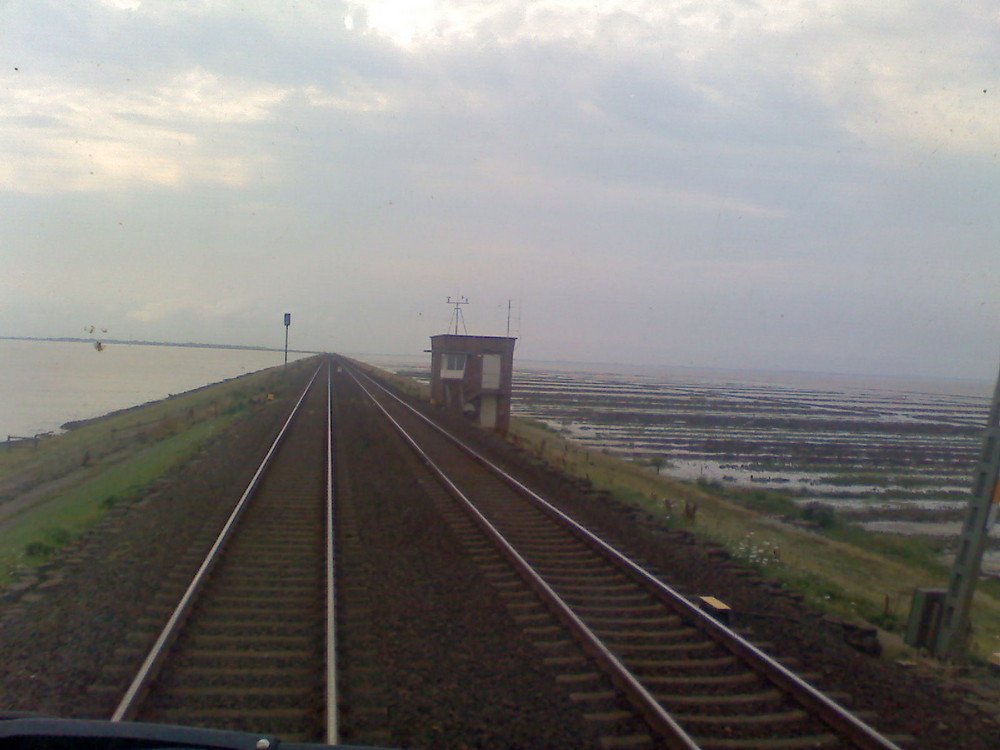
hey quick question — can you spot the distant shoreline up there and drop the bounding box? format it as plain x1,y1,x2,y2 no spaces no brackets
0,336,321,355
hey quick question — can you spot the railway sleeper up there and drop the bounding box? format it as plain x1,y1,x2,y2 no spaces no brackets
524,624,562,636
586,615,685,630
84,683,127,699
621,670,760,690
197,600,317,613
171,650,314,666
182,633,314,646
612,640,717,655
569,689,617,703
555,671,604,685
190,605,316,619
208,575,319,587
510,611,552,625
189,621,318,636
665,697,798,720
205,583,318,595
624,653,740,670
503,598,543,612
149,686,315,706
532,561,621,573
677,708,810,728
597,732,656,750
124,631,161,645
655,689,782,706
541,571,625,585
136,615,180,629
591,625,693,642
201,595,320,609
519,548,605,561
693,733,841,750
552,581,643,594
559,593,656,607
531,637,575,650
583,708,636,723
486,576,526,590
625,654,741,672
170,665,314,679
543,655,589,668
142,706,318,738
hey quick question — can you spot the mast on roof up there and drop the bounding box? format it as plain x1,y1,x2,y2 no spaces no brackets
446,295,469,335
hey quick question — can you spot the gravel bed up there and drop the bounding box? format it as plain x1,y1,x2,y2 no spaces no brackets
332,369,603,748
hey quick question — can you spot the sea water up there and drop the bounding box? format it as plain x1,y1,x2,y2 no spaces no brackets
0,339,312,438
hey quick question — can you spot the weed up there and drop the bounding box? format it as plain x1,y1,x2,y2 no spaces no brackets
696,477,724,492
802,503,838,529
24,541,55,559
45,527,73,546
736,488,800,517
24,527,73,561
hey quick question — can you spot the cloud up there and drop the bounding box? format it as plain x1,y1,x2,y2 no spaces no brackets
0,68,294,192
125,298,247,324
346,1,1000,157
2,0,998,378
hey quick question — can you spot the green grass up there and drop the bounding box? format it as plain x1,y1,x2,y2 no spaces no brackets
0,419,232,585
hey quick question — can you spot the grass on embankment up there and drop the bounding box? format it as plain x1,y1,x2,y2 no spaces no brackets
508,417,1000,661
0,356,321,588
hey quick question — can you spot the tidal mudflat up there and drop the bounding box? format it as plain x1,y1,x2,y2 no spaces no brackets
509,364,993,543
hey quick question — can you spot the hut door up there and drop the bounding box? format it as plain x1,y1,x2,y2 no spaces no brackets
480,395,497,428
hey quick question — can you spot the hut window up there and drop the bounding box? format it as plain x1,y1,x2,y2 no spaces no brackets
443,353,467,377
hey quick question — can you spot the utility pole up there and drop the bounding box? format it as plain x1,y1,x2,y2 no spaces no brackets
283,313,291,365
934,358,1000,659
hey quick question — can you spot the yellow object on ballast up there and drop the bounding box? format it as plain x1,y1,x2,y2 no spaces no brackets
698,596,731,624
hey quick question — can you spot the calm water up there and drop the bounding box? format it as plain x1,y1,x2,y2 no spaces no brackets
0,340,312,438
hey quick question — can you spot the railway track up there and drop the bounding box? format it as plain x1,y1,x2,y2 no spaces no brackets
344,360,906,750
108,361,336,743
96,354,905,748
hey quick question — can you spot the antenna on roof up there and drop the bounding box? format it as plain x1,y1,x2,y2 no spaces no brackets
446,295,469,335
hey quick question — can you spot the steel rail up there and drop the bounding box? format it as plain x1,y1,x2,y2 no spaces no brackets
346,366,700,750
325,358,339,745
348,362,903,750
111,363,324,723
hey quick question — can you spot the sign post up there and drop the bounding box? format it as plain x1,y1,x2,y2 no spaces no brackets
284,313,291,365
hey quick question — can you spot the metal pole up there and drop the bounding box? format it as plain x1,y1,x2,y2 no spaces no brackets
934,357,1000,660
284,313,291,365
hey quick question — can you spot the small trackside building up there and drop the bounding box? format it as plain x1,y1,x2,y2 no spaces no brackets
429,334,516,434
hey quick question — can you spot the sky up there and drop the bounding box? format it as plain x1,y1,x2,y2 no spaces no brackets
1,0,998,380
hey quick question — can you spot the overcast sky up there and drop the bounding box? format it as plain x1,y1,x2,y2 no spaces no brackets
2,1,998,379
